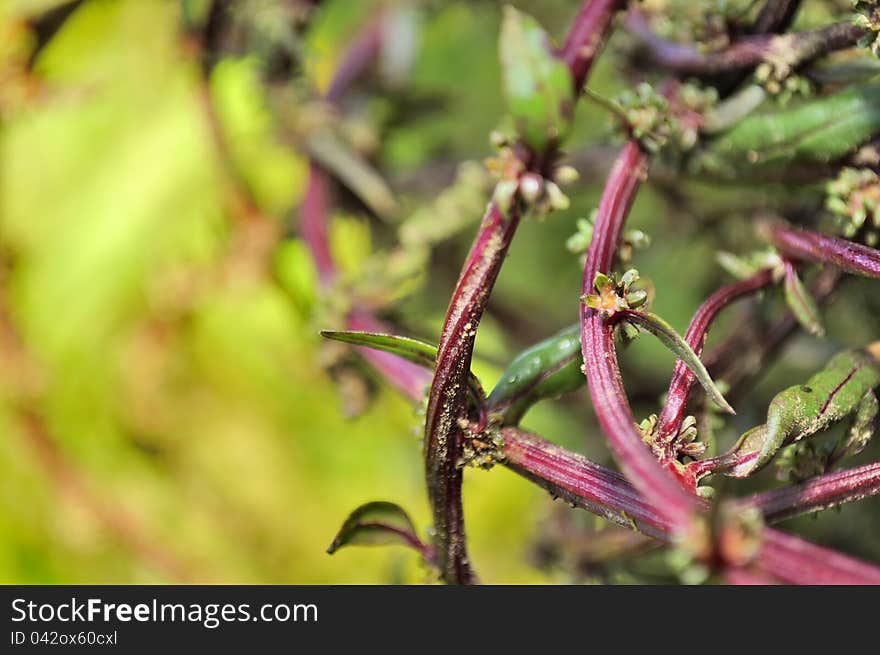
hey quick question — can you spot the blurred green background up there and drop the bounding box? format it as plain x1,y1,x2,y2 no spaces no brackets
1,0,878,584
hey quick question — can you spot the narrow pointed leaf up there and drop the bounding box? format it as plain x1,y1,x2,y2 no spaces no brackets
327,501,424,554
320,330,437,369
783,262,825,337
320,330,486,403
622,310,735,415
304,130,398,220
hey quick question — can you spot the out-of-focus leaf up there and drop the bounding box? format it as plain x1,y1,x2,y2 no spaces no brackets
327,501,423,554
783,264,825,337
499,6,573,151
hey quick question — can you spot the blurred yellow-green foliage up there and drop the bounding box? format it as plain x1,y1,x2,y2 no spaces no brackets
1,0,879,584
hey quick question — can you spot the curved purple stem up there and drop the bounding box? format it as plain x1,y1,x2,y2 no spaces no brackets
560,0,628,92
424,1,628,584
626,8,864,76
654,269,776,454
761,221,880,279
580,140,701,530
742,461,880,523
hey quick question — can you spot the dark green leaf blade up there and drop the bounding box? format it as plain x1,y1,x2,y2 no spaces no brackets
320,330,437,369
327,501,424,555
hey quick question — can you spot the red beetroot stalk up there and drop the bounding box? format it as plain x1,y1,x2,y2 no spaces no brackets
761,221,880,279
580,140,700,530
654,268,776,455
424,1,627,584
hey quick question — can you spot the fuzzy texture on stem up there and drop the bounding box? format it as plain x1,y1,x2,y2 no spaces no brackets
424,1,627,584
424,201,520,584
654,269,776,454
627,10,864,76
580,139,701,530
761,221,880,279
500,427,880,583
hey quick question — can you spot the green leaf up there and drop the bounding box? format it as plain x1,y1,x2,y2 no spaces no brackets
327,501,423,554
783,265,825,337
320,330,486,403
320,330,437,369
623,310,735,415
486,323,583,424
499,6,574,151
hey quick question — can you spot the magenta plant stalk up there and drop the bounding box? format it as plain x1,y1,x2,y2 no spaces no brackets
580,139,701,530
742,461,880,523
309,1,880,584
762,221,880,279
300,163,336,286
654,268,776,456
424,0,626,585
626,8,864,76
501,427,671,540
758,528,880,585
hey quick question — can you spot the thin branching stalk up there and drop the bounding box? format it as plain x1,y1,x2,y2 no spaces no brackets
761,221,880,279
742,461,880,522
654,269,776,455
627,9,864,76
424,0,627,584
580,140,701,530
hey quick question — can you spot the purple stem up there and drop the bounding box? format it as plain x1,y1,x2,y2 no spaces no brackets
501,427,880,583
300,163,336,286
298,13,385,283
580,139,701,530
752,0,803,35
761,221,880,279
654,269,776,455
424,1,627,584
742,461,880,523
425,201,520,584
759,528,880,584
501,427,671,540
626,9,864,76
560,0,628,92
